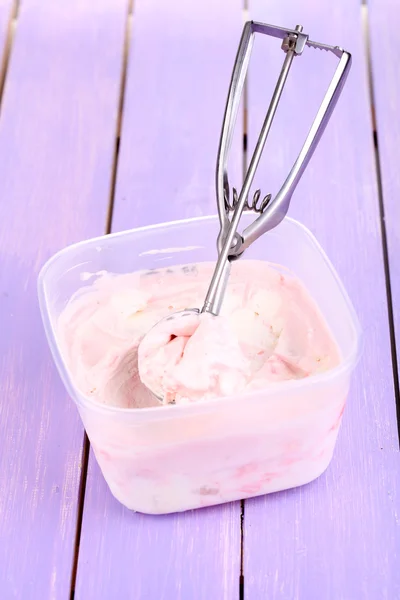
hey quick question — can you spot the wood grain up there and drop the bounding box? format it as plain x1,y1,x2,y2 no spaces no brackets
368,0,400,409
243,1,400,598
75,1,243,598
0,0,129,597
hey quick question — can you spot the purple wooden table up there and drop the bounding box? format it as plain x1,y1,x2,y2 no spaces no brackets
0,1,399,598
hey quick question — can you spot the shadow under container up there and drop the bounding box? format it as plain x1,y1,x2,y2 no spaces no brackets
38,215,361,514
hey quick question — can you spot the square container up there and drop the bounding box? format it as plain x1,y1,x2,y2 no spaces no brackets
38,215,361,514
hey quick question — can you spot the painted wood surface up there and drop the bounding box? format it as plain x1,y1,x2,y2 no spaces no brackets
0,0,128,597
243,1,400,598
369,0,400,394
75,1,243,599
1,0,399,597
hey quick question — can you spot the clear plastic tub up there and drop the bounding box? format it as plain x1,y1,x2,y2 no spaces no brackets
38,215,361,514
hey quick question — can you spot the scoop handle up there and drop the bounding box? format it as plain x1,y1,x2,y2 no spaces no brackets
204,25,298,315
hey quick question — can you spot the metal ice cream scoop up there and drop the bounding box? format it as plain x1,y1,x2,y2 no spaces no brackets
138,20,351,401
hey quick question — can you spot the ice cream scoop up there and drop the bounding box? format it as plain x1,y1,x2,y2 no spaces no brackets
138,21,351,401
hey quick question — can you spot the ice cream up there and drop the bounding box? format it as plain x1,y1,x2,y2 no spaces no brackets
58,260,340,408
138,311,252,404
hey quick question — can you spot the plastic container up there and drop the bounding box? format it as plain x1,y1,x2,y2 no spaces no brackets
38,215,361,514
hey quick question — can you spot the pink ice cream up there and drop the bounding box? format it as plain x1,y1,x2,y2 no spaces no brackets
138,311,252,404
59,260,340,409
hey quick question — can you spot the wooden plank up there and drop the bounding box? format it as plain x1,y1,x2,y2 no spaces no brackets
368,1,400,402
0,1,129,597
111,1,244,230
243,1,400,598
75,1,243,598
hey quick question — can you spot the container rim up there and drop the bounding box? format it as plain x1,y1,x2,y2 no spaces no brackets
38,214,362,421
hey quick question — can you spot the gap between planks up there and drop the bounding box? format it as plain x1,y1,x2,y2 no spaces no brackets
362,3,400,445
106,0,134,234
69,433,90,600
69,1,134,598
240,3,248,598
0,0,20,114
